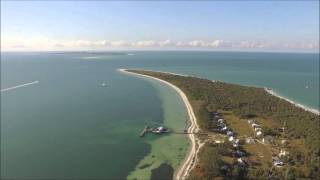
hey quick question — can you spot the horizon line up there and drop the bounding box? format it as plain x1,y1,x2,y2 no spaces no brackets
1,49,319,54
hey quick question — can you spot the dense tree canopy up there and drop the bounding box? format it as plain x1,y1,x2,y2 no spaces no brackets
129,70,320,179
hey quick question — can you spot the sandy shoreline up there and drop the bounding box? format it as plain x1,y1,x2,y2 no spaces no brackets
118,68,201,180
118,68,319,179
120,68,319,116
264,88,319,115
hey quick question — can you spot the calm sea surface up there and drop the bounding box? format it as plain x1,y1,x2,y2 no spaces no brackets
1,51,319,179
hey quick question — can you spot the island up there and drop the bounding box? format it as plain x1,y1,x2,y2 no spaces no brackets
119,69,319,180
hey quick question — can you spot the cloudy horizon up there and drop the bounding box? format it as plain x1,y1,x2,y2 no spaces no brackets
1,1,319,52
3,38,319,52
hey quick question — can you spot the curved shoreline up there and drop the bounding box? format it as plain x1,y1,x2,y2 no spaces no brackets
121,68,319,116
264,88,319,115
118,68,200,180
118,68,319,179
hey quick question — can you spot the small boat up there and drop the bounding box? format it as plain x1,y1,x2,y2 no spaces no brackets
151,126,170,134
305,85,309,89
101,83,107,87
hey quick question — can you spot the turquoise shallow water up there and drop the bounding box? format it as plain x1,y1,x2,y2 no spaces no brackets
1,51,319,179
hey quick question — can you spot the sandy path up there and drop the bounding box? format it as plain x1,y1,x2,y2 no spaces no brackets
118,69,200,180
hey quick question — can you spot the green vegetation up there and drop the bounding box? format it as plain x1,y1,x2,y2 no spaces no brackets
188,143,229,180
128,70,320,179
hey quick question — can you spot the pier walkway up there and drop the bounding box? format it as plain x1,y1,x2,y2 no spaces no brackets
139,126,206,137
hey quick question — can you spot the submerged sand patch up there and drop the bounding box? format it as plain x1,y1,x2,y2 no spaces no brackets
126,75,190,180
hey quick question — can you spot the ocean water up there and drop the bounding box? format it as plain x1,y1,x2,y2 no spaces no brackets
1,51,319,179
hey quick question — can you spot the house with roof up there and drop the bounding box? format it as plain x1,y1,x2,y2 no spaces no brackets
237,158,247,167
227,131,234,137
262,135,274,144
218,119,224,124
272,156,284,167
229,136,235,142
246,137,255,144
221,126,228,131
214,140,224,144
251,123,260,128
278,149,289,157
234,150,246,157
233,142,239,148
256,131,263,137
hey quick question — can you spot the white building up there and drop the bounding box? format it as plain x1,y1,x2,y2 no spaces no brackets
252,123,260,128
222,126,228,131
246,137,255,144
273,159,284,167
227,131,234,136
218,119,224,123
215,140,224,144
233,142,239,148
279,149,289,157
229,136,234,142
237,158,245,165
256,131,262,136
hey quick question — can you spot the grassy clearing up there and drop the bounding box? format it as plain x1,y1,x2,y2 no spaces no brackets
221,111,255,137
243,143,272,168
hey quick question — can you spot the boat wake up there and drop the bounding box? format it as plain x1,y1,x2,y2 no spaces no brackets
1,81,40,92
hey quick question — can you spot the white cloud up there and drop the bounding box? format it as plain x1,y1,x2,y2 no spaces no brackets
188,40,207,47
209,40,232,48
176,41,186,47
158,39,173,47
107,40,131,47
1,37,319,52
134,40,156,47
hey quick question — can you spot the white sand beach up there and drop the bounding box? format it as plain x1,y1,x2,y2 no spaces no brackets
118,69,201,180
264,88,319,115
118,68,319,180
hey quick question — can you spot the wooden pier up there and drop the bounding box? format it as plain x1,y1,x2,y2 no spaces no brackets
139,125,205,137
140,126,150,137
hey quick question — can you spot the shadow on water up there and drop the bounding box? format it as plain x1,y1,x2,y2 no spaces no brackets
150,163,174,180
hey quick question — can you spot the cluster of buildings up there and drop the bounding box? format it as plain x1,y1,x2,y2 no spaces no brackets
247,119,263,137
273,139,288,167
210,112,228,133
247,119,277,145
247,119,286,167
210,113,288,168
210,112,247,167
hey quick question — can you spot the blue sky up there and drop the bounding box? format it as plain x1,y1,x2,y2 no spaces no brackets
1,1,319,52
